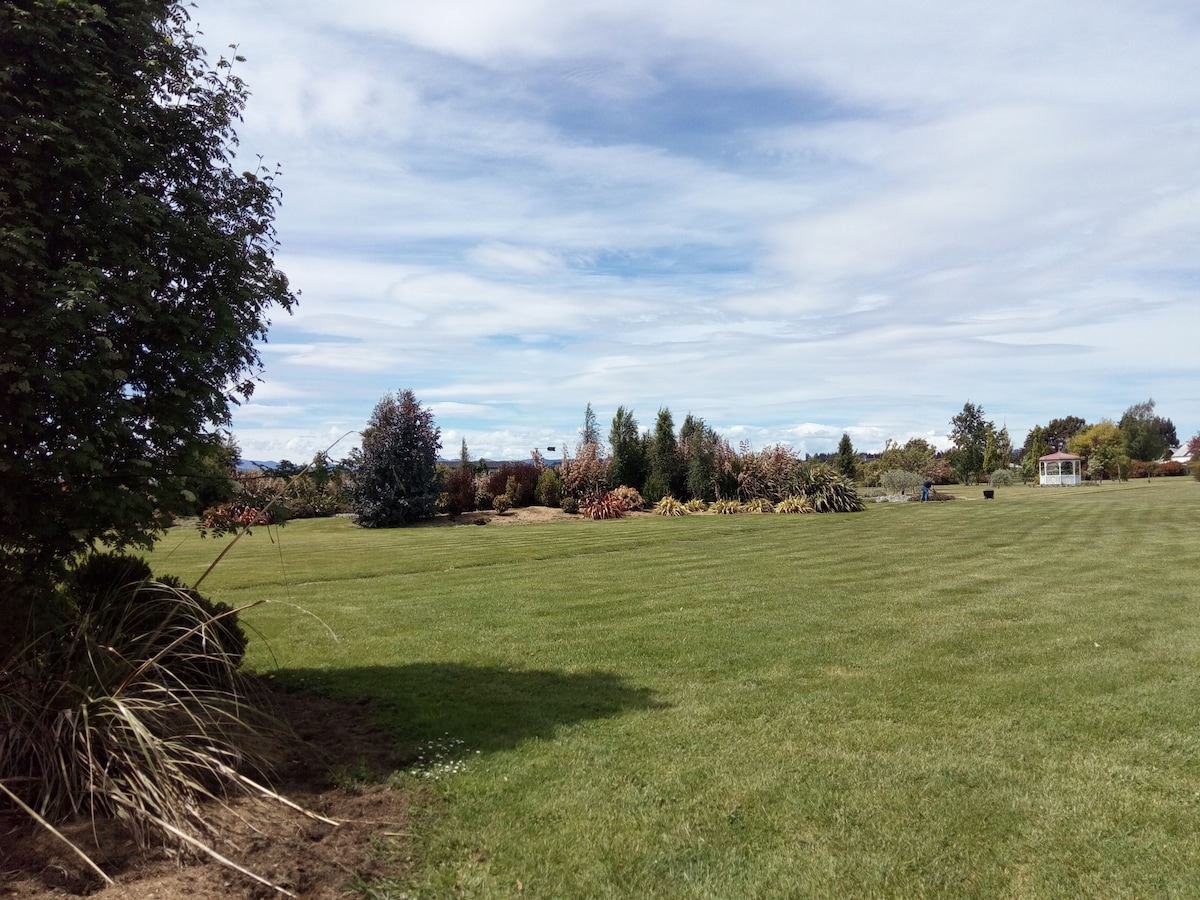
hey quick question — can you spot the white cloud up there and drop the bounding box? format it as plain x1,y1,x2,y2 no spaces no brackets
196,0,1200,462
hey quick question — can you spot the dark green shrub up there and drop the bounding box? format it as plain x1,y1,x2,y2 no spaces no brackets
348,390,442,527
561,496,580,514
642,473,670,505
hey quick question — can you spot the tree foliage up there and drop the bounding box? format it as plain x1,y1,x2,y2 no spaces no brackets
1020,426,1050,482
1067,420,1128,481
947,402,992,483
348,390,442,527
1043,416,1087,452
644,407,681,502
862,438,938,485
608,406,646,490
835,433,859,480
579,402,602,450
681,413,719,502
1119,399,1176,462
0,1,296,635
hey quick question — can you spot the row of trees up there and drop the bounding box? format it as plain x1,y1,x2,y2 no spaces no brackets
338,392,864,527
219,395,1198,532
934,399,1186,485
1015,399,1182,482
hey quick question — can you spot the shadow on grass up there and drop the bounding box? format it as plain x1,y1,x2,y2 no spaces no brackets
267,663,669,754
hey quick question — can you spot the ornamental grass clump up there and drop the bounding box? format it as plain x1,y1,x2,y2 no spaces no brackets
744,498,775,514
711,499,743,514
776,495,815,514
798,464,865,513
0,553,300,892
684,499,708,513
653,496,687,516
579,492,628,520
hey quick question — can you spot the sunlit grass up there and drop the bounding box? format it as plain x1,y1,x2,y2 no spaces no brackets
154,478,1200,897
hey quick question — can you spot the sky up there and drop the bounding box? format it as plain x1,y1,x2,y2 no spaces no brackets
195,0,1200,464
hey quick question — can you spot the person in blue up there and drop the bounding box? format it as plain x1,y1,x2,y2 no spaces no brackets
921,479,933,502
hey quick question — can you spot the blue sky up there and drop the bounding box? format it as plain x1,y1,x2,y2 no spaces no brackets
198,0,1200,463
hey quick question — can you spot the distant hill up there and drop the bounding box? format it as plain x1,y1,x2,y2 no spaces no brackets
237,460,279,472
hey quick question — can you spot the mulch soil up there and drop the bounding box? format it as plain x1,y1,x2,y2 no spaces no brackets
1,690,428,899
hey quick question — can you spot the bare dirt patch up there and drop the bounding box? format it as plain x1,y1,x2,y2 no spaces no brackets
1,690,430,900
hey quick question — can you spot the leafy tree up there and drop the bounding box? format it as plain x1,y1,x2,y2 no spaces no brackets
536,467,563,508
980,424,1013,477
1119,399,1176,462
862,438,937,485
1020,426,1050,482
486,462,540,507
996,425,1014,466
182,433,241,515
0,0,296,645
608,406,647,490
1068,420,1128,481
681,414,719,502
982,426,1000,477
1043,416,1087,452
442,467,476,516
947,402,992,484
348,390,442,526
1187,431,1200,459
835,433,859,480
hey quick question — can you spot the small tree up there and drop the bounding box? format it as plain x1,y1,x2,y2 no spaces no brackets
580,402,602,450
1068,420,1128,481
348,390,443,527
609,406,647,491
1020,426,1050,482
835,433,859,480
1119,399,1176,462
947,402,992,483
560,443,608,500
536,467,563,508
645,407,682,502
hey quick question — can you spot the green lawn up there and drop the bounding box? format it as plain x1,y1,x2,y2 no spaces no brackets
152,479,1200,898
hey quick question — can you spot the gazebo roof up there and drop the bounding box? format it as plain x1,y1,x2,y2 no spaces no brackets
1039,450,1081,461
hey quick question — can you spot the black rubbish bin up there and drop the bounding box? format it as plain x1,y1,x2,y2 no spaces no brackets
983,490,995,499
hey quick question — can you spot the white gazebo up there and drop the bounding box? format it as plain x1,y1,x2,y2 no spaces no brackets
1039,450,1082,486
